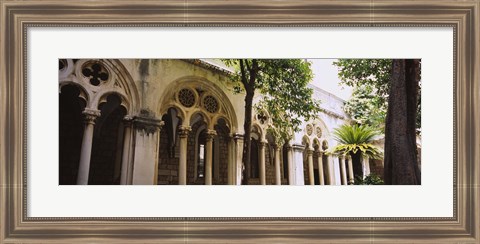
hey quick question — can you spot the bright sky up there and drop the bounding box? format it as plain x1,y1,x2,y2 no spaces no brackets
309,59,352,101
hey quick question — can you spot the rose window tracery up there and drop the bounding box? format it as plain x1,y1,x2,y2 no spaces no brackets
82,62,109,86
178,88,196,108
203,95,219,113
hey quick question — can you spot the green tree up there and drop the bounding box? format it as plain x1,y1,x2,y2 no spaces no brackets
330,124,382,179
333,59,421,132
223,59,321,184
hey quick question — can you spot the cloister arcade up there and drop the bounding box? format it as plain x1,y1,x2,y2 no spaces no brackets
59,59,368,185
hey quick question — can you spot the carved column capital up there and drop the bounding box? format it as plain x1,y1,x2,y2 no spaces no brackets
82,109,101,125
306,148,314,156
232,133,244,142
123,115,134,127
205,129,217,141
258,141,267,149
292,144,305,152
133,116,163,134
178,125,192,138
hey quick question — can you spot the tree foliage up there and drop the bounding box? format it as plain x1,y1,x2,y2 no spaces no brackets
330,124,382,178
222,59,321,183
334,59,421,132
355,173,384,185
330,124,382,159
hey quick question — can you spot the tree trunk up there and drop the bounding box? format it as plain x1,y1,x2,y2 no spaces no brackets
384,59,421,185
350,151,363,179
242,89,254,184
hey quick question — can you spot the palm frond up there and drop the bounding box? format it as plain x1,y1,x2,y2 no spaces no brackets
331,124,383,159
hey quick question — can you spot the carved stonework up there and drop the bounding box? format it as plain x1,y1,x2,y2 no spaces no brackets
123,115,134,127
178,126,192,138
306,124,313,136
81,61,109,86
133,116,163,134
316,127,322,138
203,95,219,113
205,129,217,141
258,141,267,149
82,109,101,125
232,133,244,142
178,88,196,108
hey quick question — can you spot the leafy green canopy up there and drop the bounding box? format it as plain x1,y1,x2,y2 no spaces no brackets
223,59,321,143
330,124,382,159
333,59,421,133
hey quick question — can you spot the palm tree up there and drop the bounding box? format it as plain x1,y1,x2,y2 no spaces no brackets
330,124,383,179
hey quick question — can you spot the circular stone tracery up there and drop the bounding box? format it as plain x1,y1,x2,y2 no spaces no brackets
203,95,219,113
81,62,109,86
178,88,196,108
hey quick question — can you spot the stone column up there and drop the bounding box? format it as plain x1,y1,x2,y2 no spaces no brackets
131,115,163,185
205,130,217,185
274,146,281,185
178,125,191,185
307,148,314,185
317,151,325,185
286,144,294,185
233,134,244,185
227,135,234,185
327,155,335,185
120,116,134,185
339,155,347,185
347,155,354,185
363,156,371,177
259,141,267,185
292,144,306,185
76,109,101,185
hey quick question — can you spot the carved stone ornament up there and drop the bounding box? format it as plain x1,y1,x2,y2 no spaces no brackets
178,88,196,108
306,124,313,136
203,95,219,113
316,127,322,138
178,126,192,137
133,116,163,134
81,62,109,86
82,109,101,125
205,129,217,141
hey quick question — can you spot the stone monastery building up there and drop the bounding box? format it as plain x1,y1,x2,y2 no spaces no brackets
59,59,382,185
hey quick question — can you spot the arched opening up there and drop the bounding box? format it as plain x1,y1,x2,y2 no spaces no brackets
313,139,321,185
302,136,310,185
282,143,290,184
265,133,276,185
158,108,183,185
89,94,127,185
59,84,86,185
248,124,262,184
188,112,208,185
213,118,231,185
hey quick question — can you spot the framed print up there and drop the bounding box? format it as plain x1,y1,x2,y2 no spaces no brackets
1,0,479,243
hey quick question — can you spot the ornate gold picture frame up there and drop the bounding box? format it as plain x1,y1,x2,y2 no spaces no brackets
1,0,478,242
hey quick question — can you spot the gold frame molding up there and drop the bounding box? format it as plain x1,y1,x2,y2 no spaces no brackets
1,0,479,242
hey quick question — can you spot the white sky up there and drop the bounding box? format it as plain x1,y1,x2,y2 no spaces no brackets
309,59,352,101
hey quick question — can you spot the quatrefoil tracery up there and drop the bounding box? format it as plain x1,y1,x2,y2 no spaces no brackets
82,62,109,86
